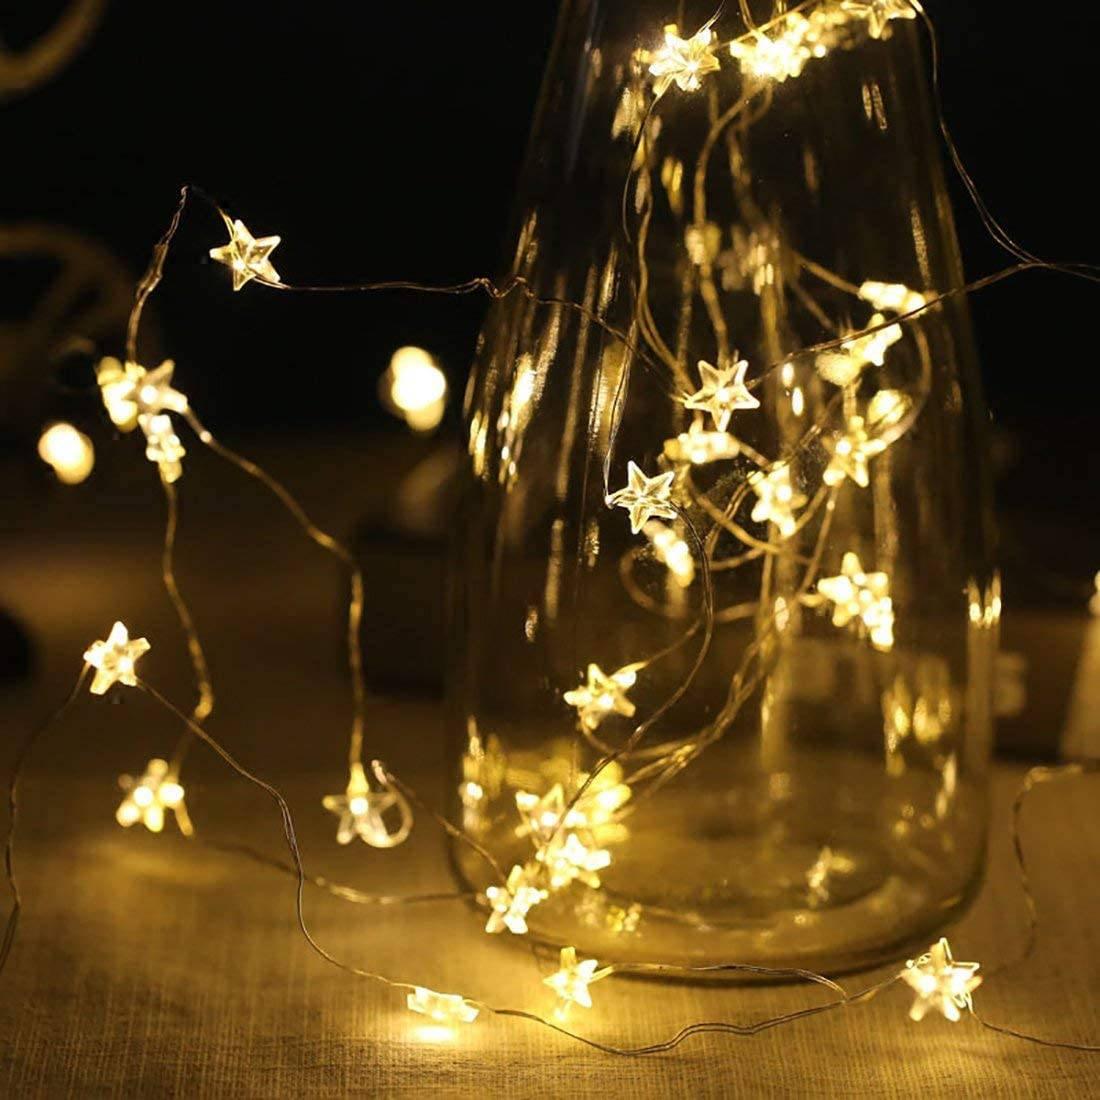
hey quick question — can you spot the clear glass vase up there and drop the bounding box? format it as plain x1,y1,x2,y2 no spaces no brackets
450,0,997,973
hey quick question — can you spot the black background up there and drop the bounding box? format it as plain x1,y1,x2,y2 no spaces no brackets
3,1,1098,546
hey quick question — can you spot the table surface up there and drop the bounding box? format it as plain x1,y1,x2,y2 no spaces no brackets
2,436,1098,1097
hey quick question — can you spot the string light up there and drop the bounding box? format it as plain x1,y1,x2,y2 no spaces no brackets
816,314,902,386
643,520,696,587
681,358,760,431
858,279,927,315
823,415,884,488
648,22,721,97
9,1,1096,1061
484,864,547,935
383,345,448,433
116,758,191,836
663,421,741,466
901,938,982,1022
749,462,807,538
841,0,918,41
322,761,413,848
83,621,150,695
543,946,613,1017
208,214,281,290
815,551,895,651
406,987,480,1025
37,422,94,485
563,663,638,730
606,462,678,534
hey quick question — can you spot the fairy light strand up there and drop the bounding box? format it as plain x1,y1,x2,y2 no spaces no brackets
6,0,1100,1062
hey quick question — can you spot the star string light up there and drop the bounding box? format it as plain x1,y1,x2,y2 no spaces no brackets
322,761,413,848
663,420,741,466
648,22,721,96
208,214,281,290
563,663,638,731
815,551,895,651
406,987,480,1025
83,621,150,695
116,758,191,836
816,314,902,386
823,415,885,488
484,864,548,935
607,462,678,534
681,358,760,431
841,0,918,41
749,462,807,538
901,937,982,1022
543,946,613,1017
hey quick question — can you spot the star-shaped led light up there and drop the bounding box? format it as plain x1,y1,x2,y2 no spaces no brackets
729,22,811,83
842,0,917,40
536,832,612,892
663,421,741,466
648,22,721,96
816,551,895,651
83,621,150,695
681,358,760,432
322,761,413,848
543,946,612,1017
209,215,281,291
515,769,632,849
749,463,807,538
116,757,191,835
902,937,982,1022
96,357,189,432
563,663,638,731
139,413,186,483
816,314,902,387
824,415,886,488
806,845,855,907
858,279,926,315
406,986,480,1025
484,864,547,935
607,461,677,534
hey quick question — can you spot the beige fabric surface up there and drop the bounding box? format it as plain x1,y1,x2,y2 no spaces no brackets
0,698,1097,1098
1,441,1097,1096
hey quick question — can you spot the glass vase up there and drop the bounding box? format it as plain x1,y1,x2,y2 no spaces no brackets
450,0,997,973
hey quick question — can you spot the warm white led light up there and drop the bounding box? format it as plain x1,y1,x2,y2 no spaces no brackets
37,423,94,485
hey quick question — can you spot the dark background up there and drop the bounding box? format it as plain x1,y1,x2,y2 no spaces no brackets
3,0,1097,570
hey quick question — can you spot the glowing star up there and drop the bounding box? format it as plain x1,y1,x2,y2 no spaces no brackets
516,770,632,847
644,520,695,587
806,846,855,906
563,663,638,731
96,357,189,432
729,22,811,83
607,462,677,534
816,551,895,651
139,413,186,483
543,946,612,1017
209,215,281,290
536,832,612,891
681,358,760,432
663,421,741,466
406,987,479,1025
824,416,885,488
116,758,191,836
83,621,150,694
842,0,917,40
902,937,982,1022
648,23,720,97
749,463,807,539
484,864,547,935
858,279,927,315
322,761,413,848
816,314,902,387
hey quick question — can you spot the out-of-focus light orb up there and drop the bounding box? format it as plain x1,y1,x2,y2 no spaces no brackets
37,422,94,484
384,346,448,433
